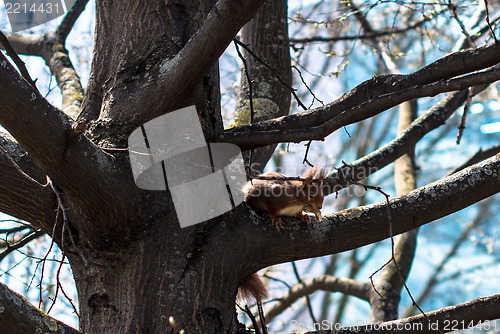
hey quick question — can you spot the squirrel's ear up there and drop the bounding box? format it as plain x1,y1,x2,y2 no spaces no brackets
318,167,329,179
302,166,318,180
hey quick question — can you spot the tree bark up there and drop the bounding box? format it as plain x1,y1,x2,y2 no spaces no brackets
0,1,499,333
0,282,79,334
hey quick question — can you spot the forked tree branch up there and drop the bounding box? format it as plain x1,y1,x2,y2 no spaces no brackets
0,51,130,236
220,42,500,148
1,0,88,119
0,282,79,334
122,0,265,123
220,66,500,149
0,230,44,262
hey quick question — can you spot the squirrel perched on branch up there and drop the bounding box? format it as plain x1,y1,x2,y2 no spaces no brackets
238,166,328,303
242,166,328,230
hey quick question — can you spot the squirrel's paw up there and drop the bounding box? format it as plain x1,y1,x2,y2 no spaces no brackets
296,212,311,224
271,217,283,230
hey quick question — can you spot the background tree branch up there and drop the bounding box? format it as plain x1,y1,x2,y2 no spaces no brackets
370,100,418,322
220,61,500,148
1,1,88,119
306,293,500,333
0,282,79,334
232,0,292,173
266,275,370,323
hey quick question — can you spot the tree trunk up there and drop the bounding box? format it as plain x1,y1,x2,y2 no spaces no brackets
60,1,258,332
70,211,250,333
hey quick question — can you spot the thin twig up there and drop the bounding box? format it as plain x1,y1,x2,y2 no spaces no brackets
238,304,261,334
358,179,444,334
58,274,80,317
233,40,256,125
448,2,476,48
456,87,472,144
0,31,36,88
257,300,268,334
302,141,314,167
233,38,308,111
484,0,498,42
292,65,324,107
0,230,43,262
39,212,58,309
291,261,317,324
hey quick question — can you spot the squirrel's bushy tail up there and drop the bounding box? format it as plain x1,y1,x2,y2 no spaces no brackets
238,273,268,302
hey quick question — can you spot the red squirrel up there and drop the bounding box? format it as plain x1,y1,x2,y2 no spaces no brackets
238,167,328,303
242,166,328,230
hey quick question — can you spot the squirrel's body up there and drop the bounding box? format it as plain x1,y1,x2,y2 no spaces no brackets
242,167,327,230
238,166,328,303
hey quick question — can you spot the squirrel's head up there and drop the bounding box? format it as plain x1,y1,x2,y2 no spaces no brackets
300,166,328,221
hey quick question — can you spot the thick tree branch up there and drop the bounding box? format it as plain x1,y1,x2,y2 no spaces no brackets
128,0,265,123
0,31,36,87
266,275,370,323
233,154,500,271
0,133,55,231
2,29,85,118
0,282,80,334
0,34,44,57
0,51,131,237
220,42,500,148
232,0,292,172
306,293,500,333
56,0,90,42
324,90,465,193
220,63,500,149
